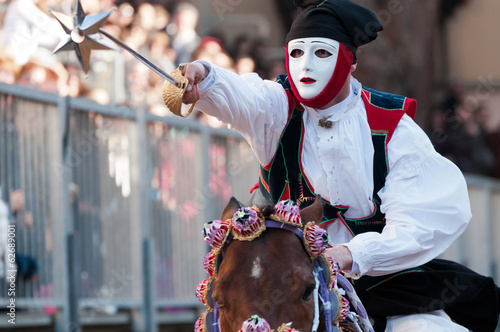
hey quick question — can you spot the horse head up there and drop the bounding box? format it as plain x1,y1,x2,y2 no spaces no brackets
195,197,373,332
215,197,324,331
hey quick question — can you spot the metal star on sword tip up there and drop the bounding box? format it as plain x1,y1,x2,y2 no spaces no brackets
50,0,116,73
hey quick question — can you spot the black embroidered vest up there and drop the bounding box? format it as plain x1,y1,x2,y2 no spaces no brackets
258,74,416,236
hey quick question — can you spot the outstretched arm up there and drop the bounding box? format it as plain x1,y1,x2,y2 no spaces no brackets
179,61,289,166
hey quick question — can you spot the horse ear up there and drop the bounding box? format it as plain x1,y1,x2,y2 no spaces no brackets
220,196,242,220
299,196,324,226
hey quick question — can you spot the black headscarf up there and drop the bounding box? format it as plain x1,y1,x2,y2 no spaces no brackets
285,0,383,61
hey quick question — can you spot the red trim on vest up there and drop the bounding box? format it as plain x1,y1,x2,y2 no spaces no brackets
259,169,270,192
280,181,291,201
286,88,304,113
361,89,417,144
249,182,259,194
337,211,355,238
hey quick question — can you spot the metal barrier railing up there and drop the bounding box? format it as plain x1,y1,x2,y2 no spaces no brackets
0,82,260,331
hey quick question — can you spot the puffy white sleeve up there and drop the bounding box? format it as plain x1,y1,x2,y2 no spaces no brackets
195,61,289,166
345,114,471,277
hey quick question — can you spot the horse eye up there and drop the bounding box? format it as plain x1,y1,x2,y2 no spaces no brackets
301,285,315,301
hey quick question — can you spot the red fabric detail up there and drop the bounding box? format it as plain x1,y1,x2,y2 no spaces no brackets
286,43,353,109
285,88,303,113
404,97,417,120
249,182,259,194
337,211,355,237
259,169,270,192
280,182,290,201
361,89,417,144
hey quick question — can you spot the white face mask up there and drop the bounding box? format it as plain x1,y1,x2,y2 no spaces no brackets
288,37,339,100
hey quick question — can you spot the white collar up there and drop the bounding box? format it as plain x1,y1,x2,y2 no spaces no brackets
306,77,362,123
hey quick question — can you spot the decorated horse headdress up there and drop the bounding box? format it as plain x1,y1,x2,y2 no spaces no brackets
195,199,373,332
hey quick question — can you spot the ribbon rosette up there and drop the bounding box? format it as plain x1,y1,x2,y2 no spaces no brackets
338,296,351,324
271,200,302,226
276,323,300,332
195,278,212,308
231,206,266,241
322,254,340,290
203,250,217,276
240,315,272,332
203,219,231,252
195,310,208,332
303,222,330,259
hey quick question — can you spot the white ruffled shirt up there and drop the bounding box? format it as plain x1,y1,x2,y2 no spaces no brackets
195,61,471,278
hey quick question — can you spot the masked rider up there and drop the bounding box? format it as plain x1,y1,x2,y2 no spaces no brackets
180,0,500,330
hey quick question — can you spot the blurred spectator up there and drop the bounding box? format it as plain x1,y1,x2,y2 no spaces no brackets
126,60,152,106
230,34,253,60
267,57,286,81
153,4,170,31
432,98,494,176
250,38,271,78
123,22,150,59
0,51,22,84
0,189,38,283
167,1,200,66
149,31,176,74
192,36,233,70
234,56,255,76
63,63,86,97
108,2,135,29
441,81,467,115
16,57,68,94
136,3,157,33
479,101,500,179
2,0,65,66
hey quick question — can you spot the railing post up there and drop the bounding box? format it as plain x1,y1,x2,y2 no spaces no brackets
53,95,80,332
133,107,157,332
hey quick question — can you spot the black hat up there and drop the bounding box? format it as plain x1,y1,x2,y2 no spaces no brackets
285,0,383,60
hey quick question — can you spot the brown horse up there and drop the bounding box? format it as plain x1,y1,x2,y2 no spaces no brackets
195,197,372,332
213,197,322,331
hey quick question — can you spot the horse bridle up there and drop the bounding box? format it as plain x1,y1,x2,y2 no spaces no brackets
195,203,374,332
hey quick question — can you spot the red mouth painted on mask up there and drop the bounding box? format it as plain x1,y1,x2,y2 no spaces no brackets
300,77,316,84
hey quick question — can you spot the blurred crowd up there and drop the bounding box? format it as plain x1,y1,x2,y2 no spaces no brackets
0,0,499,179
0,0,285,118
428,82,500,179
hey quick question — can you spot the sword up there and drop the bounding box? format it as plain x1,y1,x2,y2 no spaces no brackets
98,28,185,89
50,0,193,116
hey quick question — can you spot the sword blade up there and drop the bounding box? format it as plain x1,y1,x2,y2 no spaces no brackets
99,28,180,86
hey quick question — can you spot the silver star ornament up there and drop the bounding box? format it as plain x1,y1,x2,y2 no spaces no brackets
50,0,114,73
